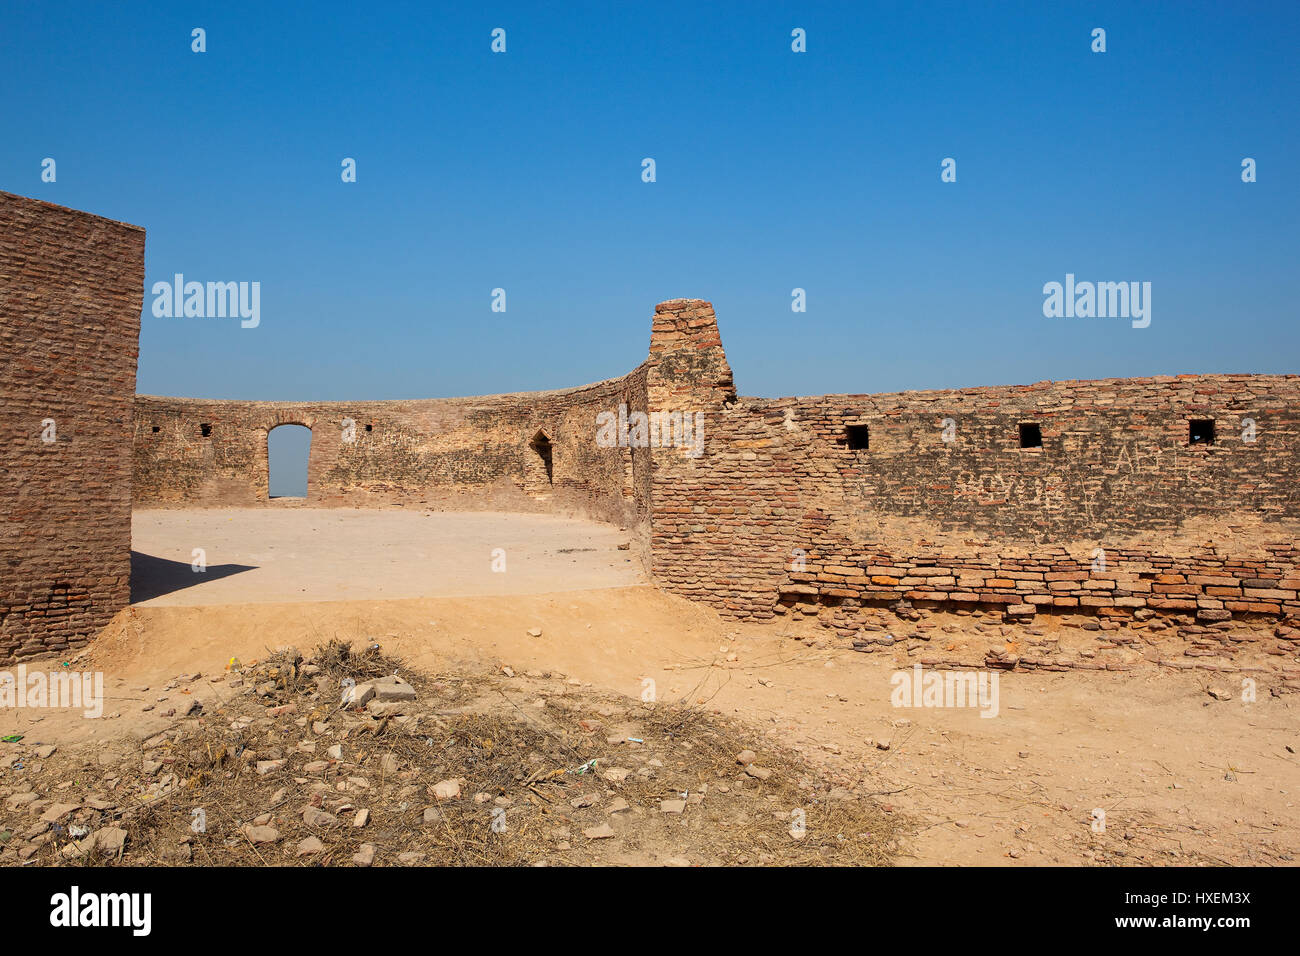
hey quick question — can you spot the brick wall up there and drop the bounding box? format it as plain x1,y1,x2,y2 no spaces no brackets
646,305,1300,626
2,204,1284,666
0,192,144,663
780,542,1300,631
131,295,1300,629
134,372,651,531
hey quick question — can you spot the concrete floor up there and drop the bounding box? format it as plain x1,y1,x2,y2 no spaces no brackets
131,508,644,606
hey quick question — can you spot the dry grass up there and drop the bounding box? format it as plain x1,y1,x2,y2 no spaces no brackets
16,642,904,867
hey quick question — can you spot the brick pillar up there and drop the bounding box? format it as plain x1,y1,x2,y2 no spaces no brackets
645,298,736,411
643,298,738,594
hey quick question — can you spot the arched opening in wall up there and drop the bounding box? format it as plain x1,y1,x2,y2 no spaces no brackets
268,424,311,499
530,430,554,484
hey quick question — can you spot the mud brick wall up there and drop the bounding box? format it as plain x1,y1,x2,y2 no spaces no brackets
786,377,1300,538
130,299,742,567
134,372,651,530
0,193,144,663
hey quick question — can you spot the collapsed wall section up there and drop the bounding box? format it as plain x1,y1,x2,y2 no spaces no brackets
0,192,144,662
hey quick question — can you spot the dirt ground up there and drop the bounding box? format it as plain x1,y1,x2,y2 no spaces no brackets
4,583,1296,866
130,508,643,605
2,640,900,867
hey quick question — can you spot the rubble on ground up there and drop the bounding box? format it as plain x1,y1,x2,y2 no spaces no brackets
0,639,899,867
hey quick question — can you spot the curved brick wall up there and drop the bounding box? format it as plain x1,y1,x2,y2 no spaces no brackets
8,184,1299,671
648,350,1300,625
132,297,1300,628
131,298,736,534
134,368,651,529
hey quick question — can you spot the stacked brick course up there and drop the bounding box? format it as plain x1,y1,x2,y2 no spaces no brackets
0,193,143,662
779,542,1300,625
134,372,648,530
643,306,1300,633
4,188,1297,666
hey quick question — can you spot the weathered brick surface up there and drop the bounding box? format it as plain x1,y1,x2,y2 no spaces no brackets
776,542,1300,626
133,372,650,530
135,296,1299,629
0,192,143,664
644,305,1300,627
8,187,1297,667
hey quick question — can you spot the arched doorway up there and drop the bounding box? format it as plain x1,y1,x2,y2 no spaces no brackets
268,424,311,499
530,430,553,485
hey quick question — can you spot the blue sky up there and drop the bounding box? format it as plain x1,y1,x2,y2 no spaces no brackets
4,1,1297,403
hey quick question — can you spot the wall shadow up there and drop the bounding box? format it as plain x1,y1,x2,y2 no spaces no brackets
130,551,257,603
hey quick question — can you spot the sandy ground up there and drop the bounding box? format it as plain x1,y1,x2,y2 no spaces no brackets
10,585,1298,866
131,508,643,605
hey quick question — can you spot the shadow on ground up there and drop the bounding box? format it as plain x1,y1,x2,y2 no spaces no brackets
130,551,257,604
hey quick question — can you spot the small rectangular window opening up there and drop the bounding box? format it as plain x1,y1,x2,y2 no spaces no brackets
1018,423,1042,448
1189,419,1215,445
846,425,870,450
365,423,372,432
200,423,212,438
151,425,160,433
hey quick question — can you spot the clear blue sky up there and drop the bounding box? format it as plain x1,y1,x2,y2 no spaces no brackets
4,1,1297,402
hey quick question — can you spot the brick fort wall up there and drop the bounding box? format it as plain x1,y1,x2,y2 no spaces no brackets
0,192,144,662
5,189,1298,666
645,305,1300,629
133,370,652,532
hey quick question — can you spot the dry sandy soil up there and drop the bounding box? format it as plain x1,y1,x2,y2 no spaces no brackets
6,584,1297,866
130,508,644,605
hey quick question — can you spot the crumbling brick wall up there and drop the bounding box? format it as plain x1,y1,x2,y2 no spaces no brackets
645,304,1300,625
0,192,143,663
10,185,1293,665
130,295,1300,627
134,373,651,530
